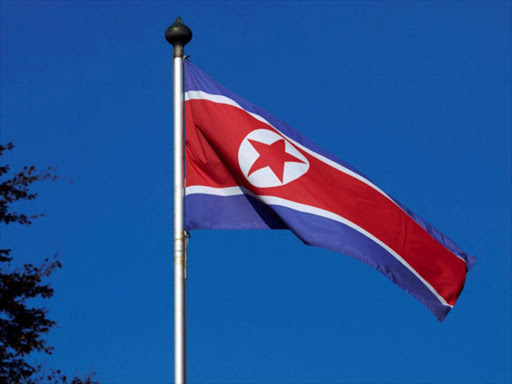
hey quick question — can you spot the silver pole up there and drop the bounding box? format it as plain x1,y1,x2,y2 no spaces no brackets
165,17,192,384
173,53,186,384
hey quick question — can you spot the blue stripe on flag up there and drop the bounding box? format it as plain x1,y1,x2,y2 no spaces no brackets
185,192,452,320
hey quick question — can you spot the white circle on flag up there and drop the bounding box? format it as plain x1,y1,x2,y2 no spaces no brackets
238,129,310,188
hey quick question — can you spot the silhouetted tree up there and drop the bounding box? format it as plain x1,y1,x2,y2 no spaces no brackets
0,143,97,384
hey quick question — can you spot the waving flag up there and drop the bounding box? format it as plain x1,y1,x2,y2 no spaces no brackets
183,60,475,321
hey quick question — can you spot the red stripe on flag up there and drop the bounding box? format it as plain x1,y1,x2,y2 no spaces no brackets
185,100,467,305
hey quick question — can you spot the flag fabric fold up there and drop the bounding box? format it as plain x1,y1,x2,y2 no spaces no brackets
183,60,475,321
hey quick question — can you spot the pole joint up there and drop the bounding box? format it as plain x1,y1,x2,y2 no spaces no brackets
184,231,190,279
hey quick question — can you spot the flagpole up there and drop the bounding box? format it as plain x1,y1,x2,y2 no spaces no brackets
165,17,192,384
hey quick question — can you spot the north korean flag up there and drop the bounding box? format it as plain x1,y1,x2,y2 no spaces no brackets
183,60,475,321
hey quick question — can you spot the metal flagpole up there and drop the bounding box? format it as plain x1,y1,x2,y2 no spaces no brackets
165,17,192,384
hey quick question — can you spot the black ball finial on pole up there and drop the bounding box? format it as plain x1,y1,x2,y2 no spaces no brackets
165,17,192,58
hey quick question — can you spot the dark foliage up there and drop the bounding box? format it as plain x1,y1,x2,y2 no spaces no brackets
0,143,97,384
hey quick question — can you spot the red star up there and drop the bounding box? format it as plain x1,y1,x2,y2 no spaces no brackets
247,139,304,182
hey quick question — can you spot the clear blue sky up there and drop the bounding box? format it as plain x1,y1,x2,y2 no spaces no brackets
1,1,510,383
